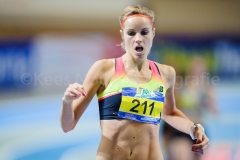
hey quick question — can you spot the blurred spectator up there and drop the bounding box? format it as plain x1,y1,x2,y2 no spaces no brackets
162,55,218,160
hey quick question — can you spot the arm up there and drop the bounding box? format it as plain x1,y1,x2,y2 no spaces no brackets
158,64,210,154
60,60,105,132
161,66,194,134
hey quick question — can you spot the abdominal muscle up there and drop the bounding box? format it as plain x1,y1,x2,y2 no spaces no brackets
96,119,164,160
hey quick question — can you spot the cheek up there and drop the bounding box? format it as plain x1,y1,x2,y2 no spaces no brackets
124,37,133,46
145,37,153,45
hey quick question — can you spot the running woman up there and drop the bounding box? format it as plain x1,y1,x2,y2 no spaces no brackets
60,5,210,160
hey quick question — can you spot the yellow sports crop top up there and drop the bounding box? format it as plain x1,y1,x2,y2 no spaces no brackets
97,57,166,124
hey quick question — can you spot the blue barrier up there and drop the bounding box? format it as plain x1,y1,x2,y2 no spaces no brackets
0,38,35,91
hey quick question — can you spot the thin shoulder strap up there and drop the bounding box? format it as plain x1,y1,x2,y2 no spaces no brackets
115,57,125,73
148,60,162,78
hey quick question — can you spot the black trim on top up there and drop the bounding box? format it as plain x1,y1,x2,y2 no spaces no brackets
153,62,161,76
98,92,122,120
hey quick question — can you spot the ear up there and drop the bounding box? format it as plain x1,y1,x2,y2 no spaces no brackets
120,29,124,39
152,28,155,37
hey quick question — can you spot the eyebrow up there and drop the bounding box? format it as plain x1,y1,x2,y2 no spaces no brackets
126,28,150,31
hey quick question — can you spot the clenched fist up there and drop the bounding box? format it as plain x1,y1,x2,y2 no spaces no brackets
62,83,87,103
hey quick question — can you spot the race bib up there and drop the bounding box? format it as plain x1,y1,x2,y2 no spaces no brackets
118,87,164,124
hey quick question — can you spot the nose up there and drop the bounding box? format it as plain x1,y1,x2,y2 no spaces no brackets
135,33,142,44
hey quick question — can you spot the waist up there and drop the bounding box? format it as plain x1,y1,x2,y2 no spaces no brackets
97,119,162,160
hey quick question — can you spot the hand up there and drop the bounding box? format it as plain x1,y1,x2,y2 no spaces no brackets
62,83,87,103
191,126,210,154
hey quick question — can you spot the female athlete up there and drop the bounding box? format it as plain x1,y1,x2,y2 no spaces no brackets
60,5,210,160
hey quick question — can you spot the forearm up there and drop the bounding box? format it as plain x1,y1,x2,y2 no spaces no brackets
60,98,75,132
162,108,194,135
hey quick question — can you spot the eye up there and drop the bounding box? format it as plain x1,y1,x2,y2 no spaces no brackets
141,30,149,35
127,31,136,36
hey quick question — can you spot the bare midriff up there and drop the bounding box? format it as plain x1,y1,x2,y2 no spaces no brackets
96,119,164,160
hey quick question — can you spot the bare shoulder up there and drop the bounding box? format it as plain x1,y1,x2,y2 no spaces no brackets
95,58,115,72
153,61,176,88
92,58,114,70
154,62,176,78
88,58,115,86
89,58,115,79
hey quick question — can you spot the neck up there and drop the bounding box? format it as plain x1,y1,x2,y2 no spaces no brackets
122,53,149,71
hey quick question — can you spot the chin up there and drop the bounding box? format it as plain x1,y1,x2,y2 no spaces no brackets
134,52,146,59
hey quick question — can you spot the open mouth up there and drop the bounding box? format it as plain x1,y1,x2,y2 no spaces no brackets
135,46,144,52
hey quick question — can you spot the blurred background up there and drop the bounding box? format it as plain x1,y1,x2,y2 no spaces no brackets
0,0,240,160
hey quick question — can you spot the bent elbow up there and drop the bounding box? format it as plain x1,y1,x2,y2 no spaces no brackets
61,123,75,133
62,128,72,133
62,126,74,133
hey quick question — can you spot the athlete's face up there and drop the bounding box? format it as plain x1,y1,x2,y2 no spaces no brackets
120,17,155,59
